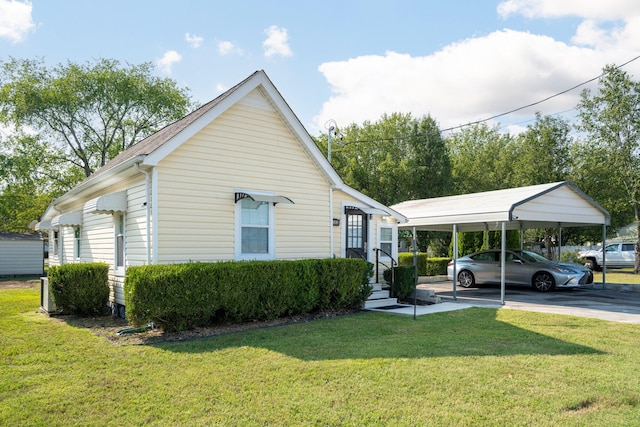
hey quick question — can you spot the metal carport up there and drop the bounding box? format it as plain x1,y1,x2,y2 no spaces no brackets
390,181,611,304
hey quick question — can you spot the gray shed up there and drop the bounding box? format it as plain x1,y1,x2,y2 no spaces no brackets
0,232,45,277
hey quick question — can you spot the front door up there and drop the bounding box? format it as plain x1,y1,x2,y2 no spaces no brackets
345,207,368,260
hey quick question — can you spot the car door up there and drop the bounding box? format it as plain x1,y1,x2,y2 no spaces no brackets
604,243,622,267
503,251,529,285
468,251,500,283
621,243,635,268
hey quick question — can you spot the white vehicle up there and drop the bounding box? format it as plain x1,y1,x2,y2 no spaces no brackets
579,242,636,271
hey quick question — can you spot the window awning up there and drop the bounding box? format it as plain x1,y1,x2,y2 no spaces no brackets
84,191,127,214
51,211,83,227
235,192,294,205
360,207,392,216
346,206,393,216
34,219,58,231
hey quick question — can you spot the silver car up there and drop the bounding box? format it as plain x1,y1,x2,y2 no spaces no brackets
447,249,594,292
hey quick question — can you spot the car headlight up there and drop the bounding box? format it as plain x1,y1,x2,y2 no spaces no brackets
553,266,576,274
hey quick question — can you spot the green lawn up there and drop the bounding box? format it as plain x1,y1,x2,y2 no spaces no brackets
594,269,640,285
2,284,640,426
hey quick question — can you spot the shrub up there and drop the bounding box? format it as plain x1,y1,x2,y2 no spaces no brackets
48,263,109,316
125,258,370,331
398,253,449,276
561,250,583,264
383,265,416,299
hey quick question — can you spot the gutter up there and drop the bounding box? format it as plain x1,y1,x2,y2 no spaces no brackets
52,156,147,210
133,162,152,265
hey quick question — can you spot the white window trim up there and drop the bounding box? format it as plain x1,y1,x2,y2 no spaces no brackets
52,230,60,260
377,222,398,262
114,213,126,276
234,191,276,261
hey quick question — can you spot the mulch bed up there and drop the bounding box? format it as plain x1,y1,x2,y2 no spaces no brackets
3,279,363,346
53,309,362,346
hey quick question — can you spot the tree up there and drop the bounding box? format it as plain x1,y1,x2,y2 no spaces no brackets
511,113,572,186
0,131,81,232
0,58,193,181
512,113,576,253
314,113,454,255
316,112,453,206
575,65,640,238
447,123,516,194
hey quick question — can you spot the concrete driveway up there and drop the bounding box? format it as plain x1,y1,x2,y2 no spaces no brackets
416,280,640,324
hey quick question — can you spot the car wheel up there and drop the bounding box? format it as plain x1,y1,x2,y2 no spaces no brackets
457,270,475,288
584,258,599,271
532,272,555,292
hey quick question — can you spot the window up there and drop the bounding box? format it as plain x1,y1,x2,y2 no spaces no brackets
377,222,397,261
235,197,274,260
52,231,59,258
379,227,393,256
115,214,125,272
74,226,81,259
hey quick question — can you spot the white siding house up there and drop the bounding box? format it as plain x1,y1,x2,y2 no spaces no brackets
0,232,44,277
34,70,406,313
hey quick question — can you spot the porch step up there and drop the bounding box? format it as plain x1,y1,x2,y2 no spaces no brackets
363,283,399,309
364,297,401,309
369,289,391,299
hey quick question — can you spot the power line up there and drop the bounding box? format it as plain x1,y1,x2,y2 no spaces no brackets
441,54,640,133
329,54,640,146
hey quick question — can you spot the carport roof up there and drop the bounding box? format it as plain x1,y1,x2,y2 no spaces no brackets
391,181,610,232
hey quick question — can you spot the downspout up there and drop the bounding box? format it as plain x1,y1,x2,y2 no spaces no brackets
134,162,151,265
329,185,335,257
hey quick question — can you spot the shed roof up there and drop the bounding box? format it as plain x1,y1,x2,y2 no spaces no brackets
0,232,43,241
391,181,610,232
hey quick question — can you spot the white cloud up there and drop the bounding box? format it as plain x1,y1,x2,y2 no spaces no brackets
312,2,640,133
0,0,35,43
314,25,640,132
263,25,292,58
217,40,243,56
497,0,640,20
156,50,182,75
185,32,203,48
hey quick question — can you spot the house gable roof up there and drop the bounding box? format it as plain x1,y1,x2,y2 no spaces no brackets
50,70,407,222
78,70,343,189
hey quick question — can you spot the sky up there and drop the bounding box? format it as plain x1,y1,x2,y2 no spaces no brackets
2,0,640,136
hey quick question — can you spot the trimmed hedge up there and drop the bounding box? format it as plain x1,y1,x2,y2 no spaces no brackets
48,263,110,316
125,258,370,331
397,253,449,276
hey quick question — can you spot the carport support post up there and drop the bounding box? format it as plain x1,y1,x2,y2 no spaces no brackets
501,221,506,305
413,226,418,320
452,224,458,301
602,224,607,289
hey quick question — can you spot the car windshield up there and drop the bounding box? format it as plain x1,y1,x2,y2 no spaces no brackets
516,250,549,263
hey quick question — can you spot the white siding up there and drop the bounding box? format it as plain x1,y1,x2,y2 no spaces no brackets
0,240,43,276
124,181,150,266
512,185,605,224
58,226,76,264
155,97,333,262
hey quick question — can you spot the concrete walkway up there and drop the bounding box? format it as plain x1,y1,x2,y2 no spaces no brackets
370,279,640,324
